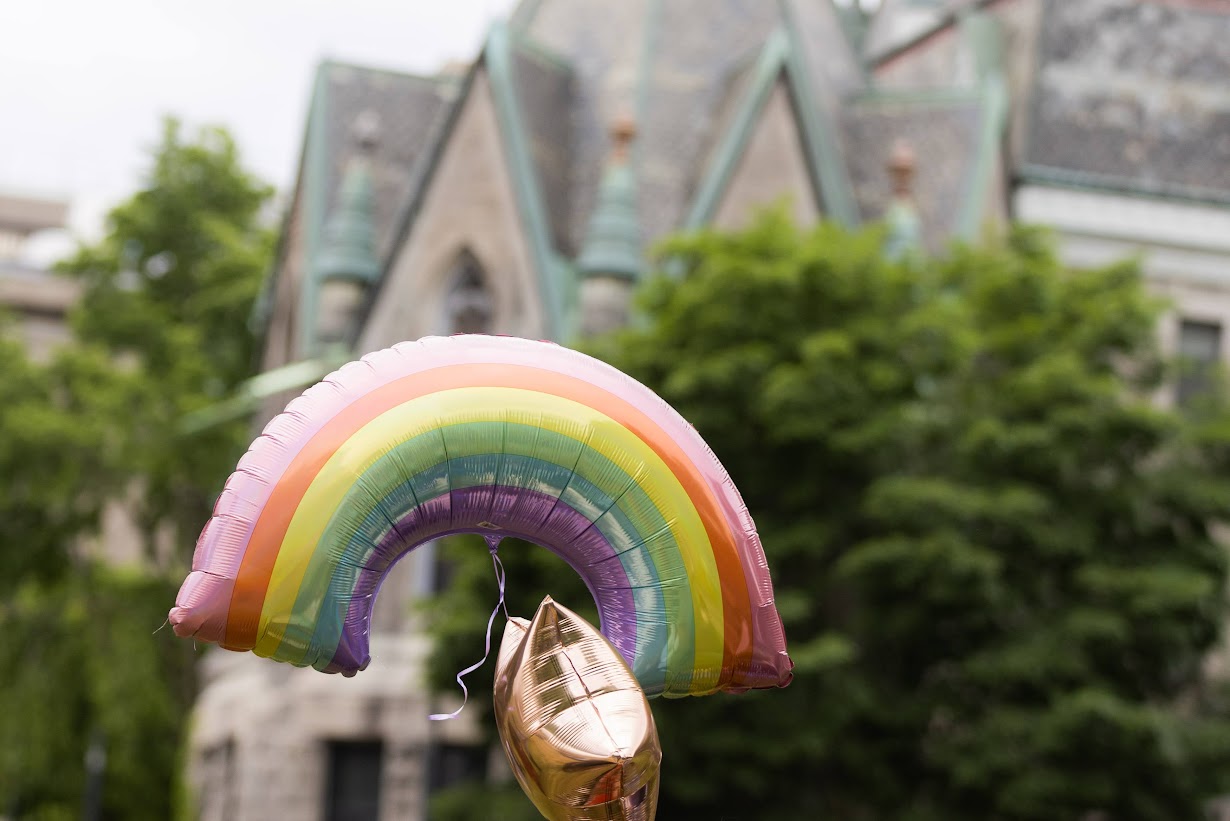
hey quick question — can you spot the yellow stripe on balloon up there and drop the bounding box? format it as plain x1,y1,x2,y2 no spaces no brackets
254,386,725,693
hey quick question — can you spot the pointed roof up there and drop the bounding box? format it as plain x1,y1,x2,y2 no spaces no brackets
366,2,867,339
883,138,922,259
577,119,643,281
843,88,985,249
254,60,455,352
511,0,863,247
315,62,456,262
358,23,574,340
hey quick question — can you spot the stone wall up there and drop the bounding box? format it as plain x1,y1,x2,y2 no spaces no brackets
360,70,545,352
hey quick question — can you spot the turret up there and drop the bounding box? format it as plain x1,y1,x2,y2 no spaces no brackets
575,118,643,337
314,112,382,349
883,138,921,260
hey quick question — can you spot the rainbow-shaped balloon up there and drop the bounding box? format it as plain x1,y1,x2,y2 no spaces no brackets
170,335,792,697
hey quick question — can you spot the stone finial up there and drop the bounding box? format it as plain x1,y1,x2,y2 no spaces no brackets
888,138,916,199
315,114,381,291
576,117,642,284
610,116,637,163
575,116,644,336
352,110,381,154
883,137,921,260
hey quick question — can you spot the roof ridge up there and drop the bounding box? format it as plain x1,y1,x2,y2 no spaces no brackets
683,31,790,231
777,0,859,225
1019,163,1230,209
319,57,452,86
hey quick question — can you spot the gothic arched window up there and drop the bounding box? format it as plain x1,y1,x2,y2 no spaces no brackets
443,251,493,335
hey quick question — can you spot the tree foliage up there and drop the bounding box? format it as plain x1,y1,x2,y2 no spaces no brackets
57,116,275,557
0,570,194,821
0,117,272,820
430,212,1230,819
0,330,128,586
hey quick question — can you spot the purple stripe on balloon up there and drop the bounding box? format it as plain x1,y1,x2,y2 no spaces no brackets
329,485,638,673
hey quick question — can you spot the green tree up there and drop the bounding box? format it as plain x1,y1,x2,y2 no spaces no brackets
430,213,1230,819
58,116,275,559
0,569,195,821
0,329,127,586
0,118,272,820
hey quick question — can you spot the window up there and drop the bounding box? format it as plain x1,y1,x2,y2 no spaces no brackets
325,740,383,821
426,743,487,795
1178,319,1222,406
444,251,493,334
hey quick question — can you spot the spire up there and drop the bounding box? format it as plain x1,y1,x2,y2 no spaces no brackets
883,138,922,260
315,112,381,286
313,113,381,349
576,117,643,282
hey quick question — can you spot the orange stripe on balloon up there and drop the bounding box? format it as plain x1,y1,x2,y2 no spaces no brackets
224,364,753,686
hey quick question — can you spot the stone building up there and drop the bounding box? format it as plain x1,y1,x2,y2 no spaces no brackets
185,1,1230,819
0,192,78,362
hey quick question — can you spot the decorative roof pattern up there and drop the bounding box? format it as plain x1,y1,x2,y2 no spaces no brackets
315,151,380,285
318,64,454,261
515,0,657,250
1023,0,1230,202
781,0,865,99
844,93,984,250
276,62,455,354
634,0,785,243
266,0,1230,357
514,0,861,247
577,121,643,281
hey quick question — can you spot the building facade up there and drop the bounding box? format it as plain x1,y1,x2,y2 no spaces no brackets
186,2,1230,819
0,192,77,361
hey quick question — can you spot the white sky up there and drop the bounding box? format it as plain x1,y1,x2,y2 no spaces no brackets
0,0,517,258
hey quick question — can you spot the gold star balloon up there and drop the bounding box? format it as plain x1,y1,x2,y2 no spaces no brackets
494,597,661,821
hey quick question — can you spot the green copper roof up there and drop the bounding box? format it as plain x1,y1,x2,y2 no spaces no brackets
778,1,859,226
576,158,642,281
955,11,1007,240
883,199,922,259
314,156,380,284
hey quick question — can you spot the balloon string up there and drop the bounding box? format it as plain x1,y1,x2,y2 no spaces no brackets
429,544,507,721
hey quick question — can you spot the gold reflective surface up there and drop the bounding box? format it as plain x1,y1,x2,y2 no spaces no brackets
494,597,661,821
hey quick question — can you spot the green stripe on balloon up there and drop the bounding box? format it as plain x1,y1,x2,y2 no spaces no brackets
299,456,671,683
274,420,693,689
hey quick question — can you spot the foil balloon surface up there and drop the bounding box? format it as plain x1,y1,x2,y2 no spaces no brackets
495,597,661,821
169,334,792,696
